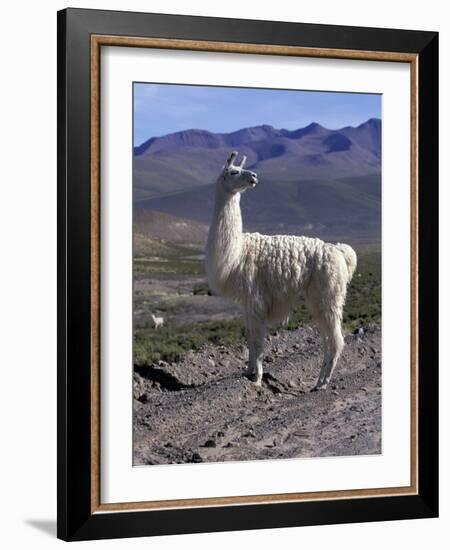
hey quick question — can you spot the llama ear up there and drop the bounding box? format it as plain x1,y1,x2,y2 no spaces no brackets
239,155,247,169
226,151,238,167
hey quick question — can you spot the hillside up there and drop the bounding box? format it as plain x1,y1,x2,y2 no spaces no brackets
134,209,209,243
137,174,380,242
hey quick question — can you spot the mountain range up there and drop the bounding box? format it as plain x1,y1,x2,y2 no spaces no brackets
133,119,381,242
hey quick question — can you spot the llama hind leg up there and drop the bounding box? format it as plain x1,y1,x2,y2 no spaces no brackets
313,329,330,390
246,317,265,386
314,316,344,390
304,293,334,390
304,271,346,391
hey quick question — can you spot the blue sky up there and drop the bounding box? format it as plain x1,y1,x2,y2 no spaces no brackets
134,83,381,146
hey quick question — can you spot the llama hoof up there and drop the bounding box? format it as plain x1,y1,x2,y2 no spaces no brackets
246,371,262,386
312,383,327,392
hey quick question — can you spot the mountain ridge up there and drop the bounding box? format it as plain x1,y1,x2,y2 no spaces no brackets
134,119,381,156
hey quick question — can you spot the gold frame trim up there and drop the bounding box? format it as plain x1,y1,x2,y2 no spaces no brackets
90,35,419,514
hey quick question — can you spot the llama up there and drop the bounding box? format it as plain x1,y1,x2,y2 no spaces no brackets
151,313,164,329
205,151,357,390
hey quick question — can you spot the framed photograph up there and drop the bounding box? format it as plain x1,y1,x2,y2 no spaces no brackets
57,8,438,541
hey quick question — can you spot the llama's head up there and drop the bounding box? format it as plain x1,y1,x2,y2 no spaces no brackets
219,151,258,195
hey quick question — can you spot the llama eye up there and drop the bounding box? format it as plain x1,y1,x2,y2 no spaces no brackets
230,170,239,175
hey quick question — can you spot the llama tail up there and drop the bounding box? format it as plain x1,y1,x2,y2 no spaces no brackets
335,243,357,282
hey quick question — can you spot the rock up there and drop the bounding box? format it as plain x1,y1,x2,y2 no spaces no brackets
289,380,297,388
191,452,203,463
133,376,146,400
204,439,216,448
207,358,215,368
354,327,365,336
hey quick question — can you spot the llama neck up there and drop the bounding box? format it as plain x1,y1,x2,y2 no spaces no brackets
206,184,243,285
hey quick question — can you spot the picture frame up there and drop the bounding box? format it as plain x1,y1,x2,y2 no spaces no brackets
57,7,439,541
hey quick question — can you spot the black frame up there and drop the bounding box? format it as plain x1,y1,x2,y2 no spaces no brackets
57,8,439,541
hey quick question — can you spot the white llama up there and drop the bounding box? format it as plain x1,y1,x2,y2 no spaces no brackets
205,151,357,390
151,313,164,329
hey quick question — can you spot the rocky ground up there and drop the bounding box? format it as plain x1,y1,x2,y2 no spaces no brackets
133,324,381,465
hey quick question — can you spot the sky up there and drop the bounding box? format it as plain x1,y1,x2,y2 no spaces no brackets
134,82,381,146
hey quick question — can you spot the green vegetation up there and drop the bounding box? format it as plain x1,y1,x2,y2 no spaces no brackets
134,319,245,365
342,248,381,330
192,282,212,295
133,233,205,277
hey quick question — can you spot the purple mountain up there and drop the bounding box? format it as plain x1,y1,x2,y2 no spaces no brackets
133,119,381,242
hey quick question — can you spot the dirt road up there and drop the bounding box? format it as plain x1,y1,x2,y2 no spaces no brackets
133,325,381,465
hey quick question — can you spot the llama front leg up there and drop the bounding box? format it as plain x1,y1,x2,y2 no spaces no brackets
246,318,265,386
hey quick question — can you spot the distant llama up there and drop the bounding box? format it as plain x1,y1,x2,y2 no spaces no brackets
205,151,357,390
151,313,164,329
